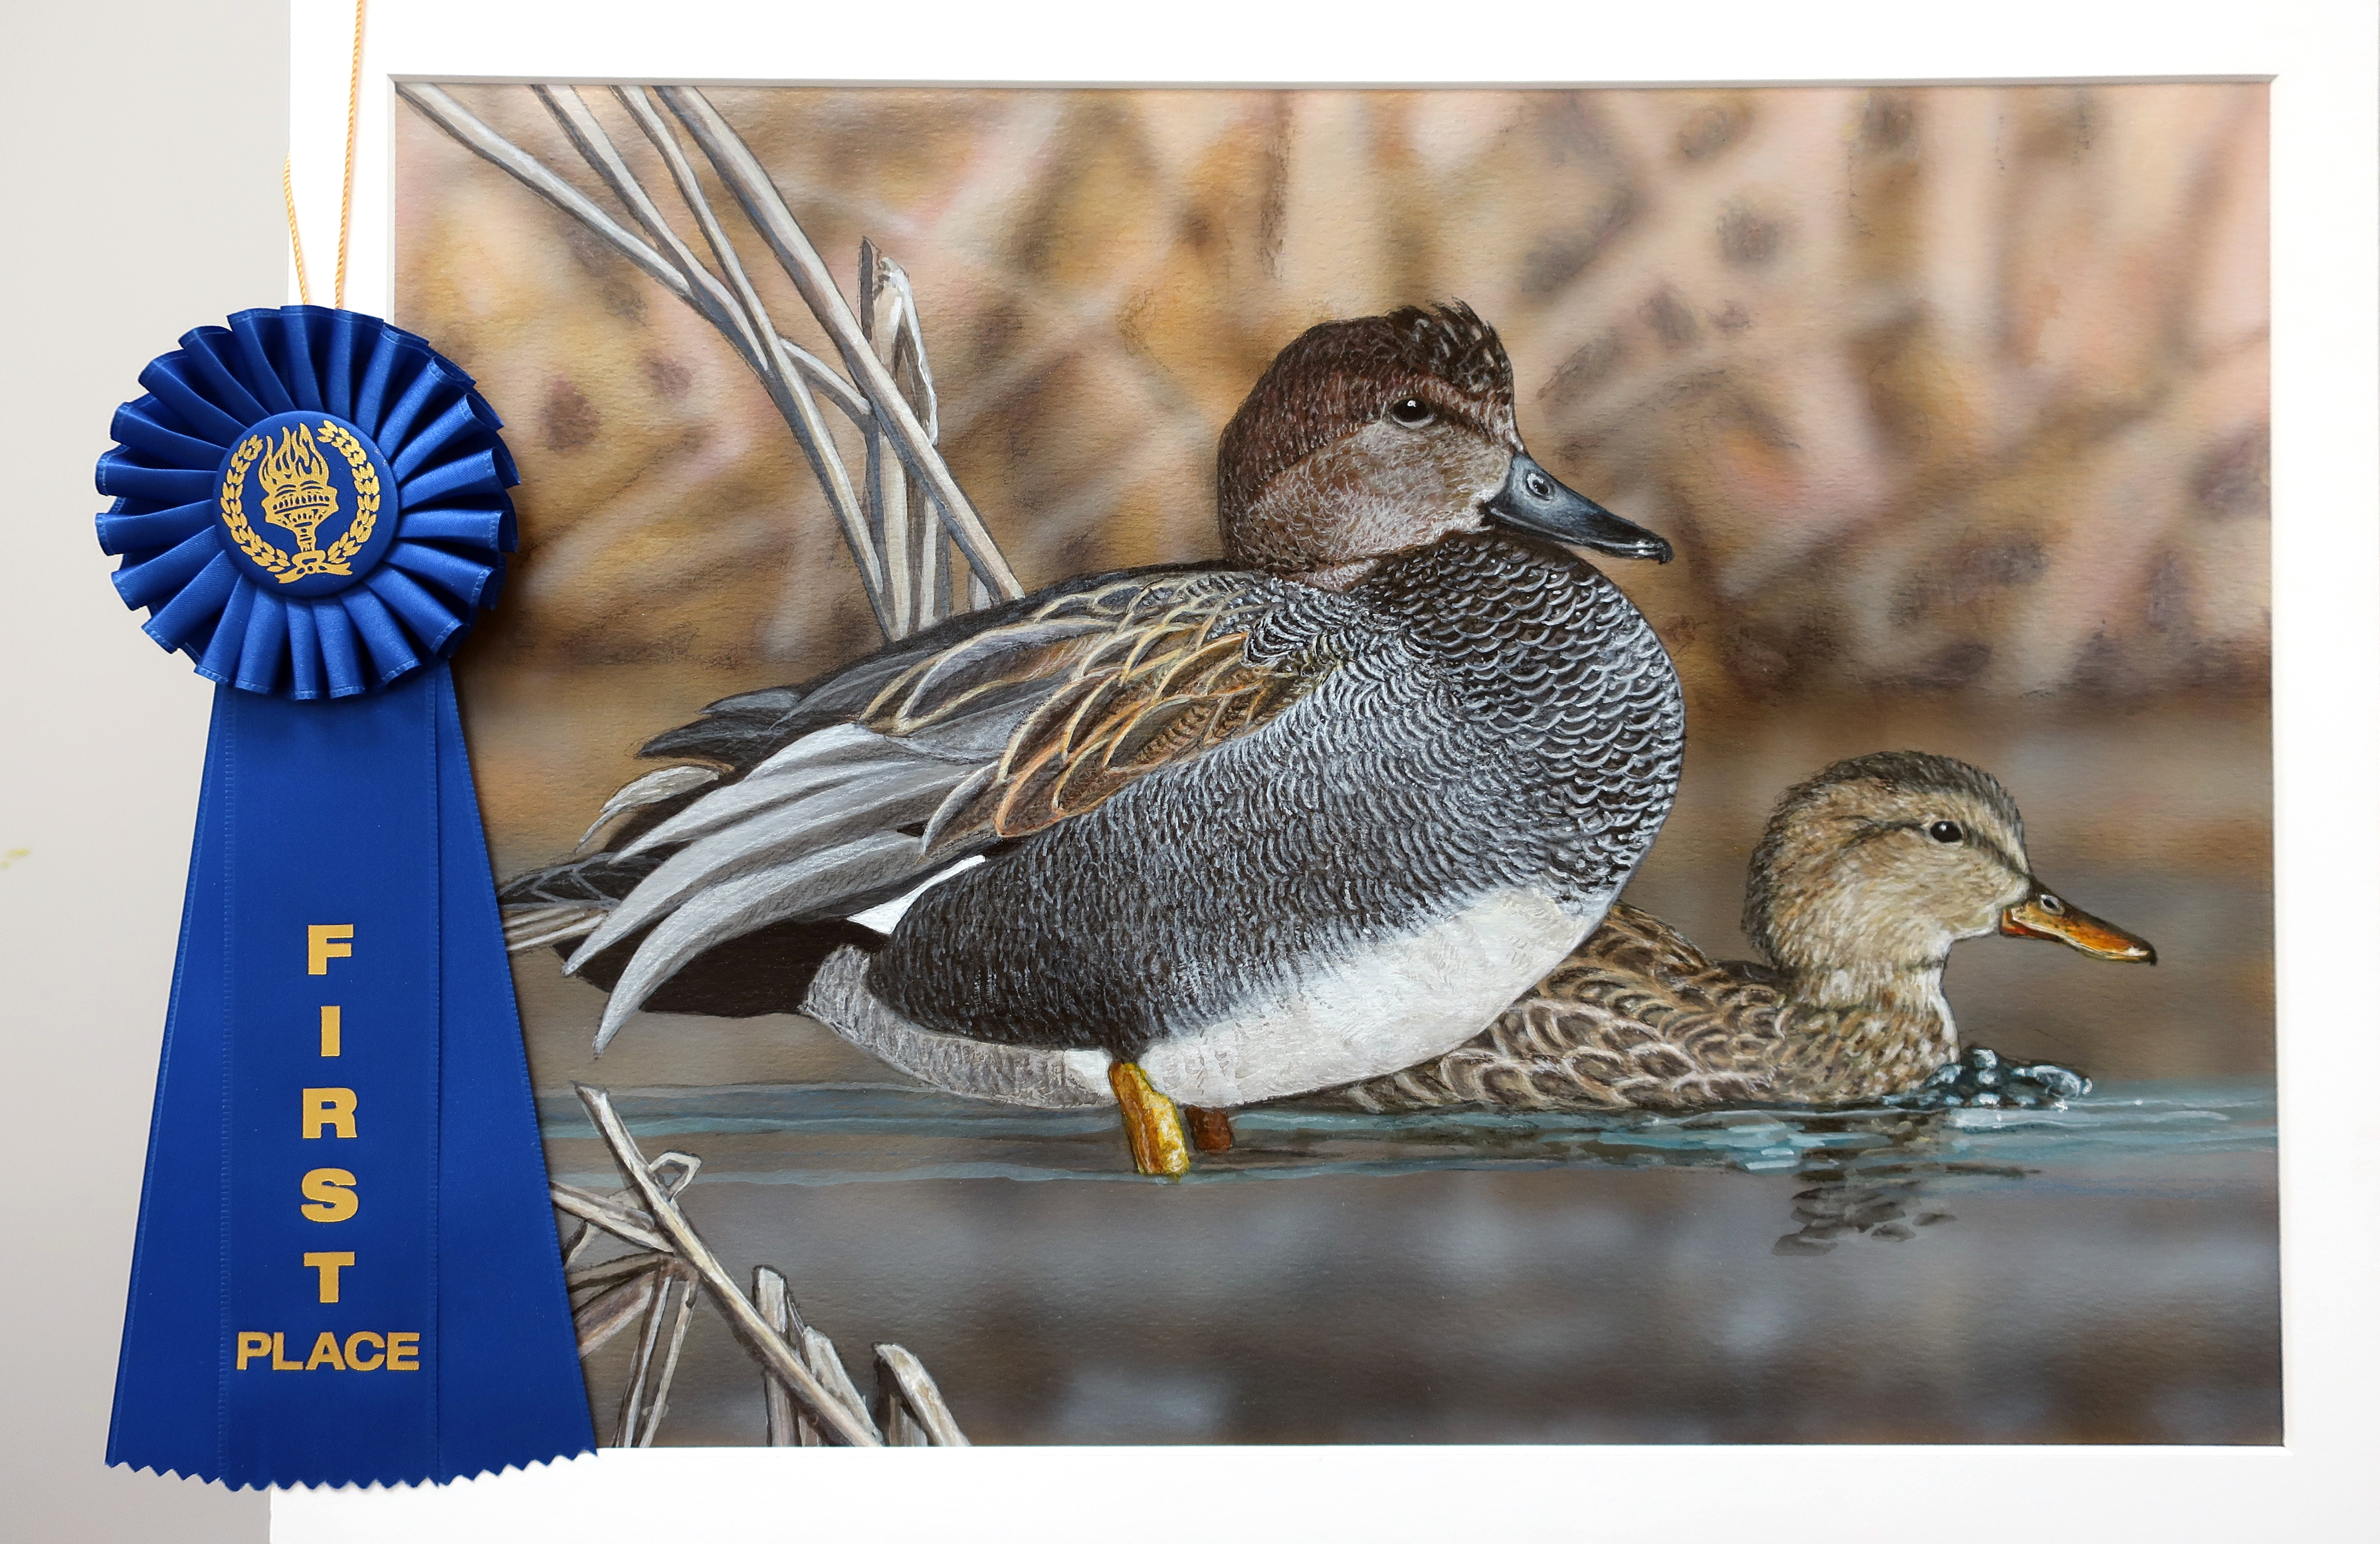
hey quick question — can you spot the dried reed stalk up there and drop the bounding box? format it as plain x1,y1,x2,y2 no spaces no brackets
571,1264,663,1357
611,1269,677,1445
563,1084,886,1446
753,1266,812,1446
872,1344,970,1446
396,80,1025,645
637,1276,701,1447
549,1181,671,1255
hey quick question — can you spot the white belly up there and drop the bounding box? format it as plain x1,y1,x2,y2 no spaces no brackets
1139,887,1603,1106
803,887,1607,1110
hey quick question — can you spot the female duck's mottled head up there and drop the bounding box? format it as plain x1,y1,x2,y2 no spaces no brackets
1742,751,2155,989
1217,302,1670,589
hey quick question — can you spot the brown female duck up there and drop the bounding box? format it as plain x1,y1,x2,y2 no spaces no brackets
1338,751,2155,1113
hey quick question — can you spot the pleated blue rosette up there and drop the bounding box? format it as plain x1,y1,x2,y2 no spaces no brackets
100,307,592,1488
98,304,517,698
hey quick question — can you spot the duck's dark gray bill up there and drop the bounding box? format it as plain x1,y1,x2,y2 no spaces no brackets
1485,452,1672,562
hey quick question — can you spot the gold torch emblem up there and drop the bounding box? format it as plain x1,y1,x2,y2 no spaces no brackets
217,418,382,585
258,426,341,563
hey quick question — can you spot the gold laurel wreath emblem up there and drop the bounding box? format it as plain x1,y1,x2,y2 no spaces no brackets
310,421,380,577
216,435,286,577
216,420,381,585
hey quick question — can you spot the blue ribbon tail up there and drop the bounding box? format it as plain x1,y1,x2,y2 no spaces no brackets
106,665,592,1486
427,666,595,1479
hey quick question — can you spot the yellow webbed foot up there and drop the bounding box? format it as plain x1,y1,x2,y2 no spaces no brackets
1110,1062,1191,1177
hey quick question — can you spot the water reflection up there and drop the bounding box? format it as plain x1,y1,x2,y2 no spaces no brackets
1773,1164,1998,1254
550,1081,2278,1446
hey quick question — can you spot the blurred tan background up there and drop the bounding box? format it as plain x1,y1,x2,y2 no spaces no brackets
397,82,2268,1089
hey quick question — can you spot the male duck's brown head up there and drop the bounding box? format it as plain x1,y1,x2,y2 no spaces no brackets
1217,302,1670,589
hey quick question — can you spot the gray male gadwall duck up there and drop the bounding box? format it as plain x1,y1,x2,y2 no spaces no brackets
1338,751,2154,1114
503,303,1684,1175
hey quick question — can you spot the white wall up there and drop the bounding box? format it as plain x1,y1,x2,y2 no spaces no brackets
0,3,282,1539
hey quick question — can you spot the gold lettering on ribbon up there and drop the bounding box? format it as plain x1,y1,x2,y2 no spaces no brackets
301,1089,358,1140
231,1329,415,1371
304,1251,355,1303
299,1167,359,1222
307,924,353,975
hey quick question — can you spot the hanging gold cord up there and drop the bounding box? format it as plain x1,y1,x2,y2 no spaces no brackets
282,157,313,305
334,0,365,309
283,0,366,310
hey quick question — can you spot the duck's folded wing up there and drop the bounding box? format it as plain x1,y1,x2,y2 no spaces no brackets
1341,903,1792,1111
551,567,1351,1050
872,572,1331,850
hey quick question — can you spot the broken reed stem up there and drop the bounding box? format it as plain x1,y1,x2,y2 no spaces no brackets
569,1248,676,1296
573,1084,884,1447
572,1264,662,1357
555,1094,969,1446
395,82,892,629
753,1266,811,1446
638,1277,701,1447
873,1343,971,1446
890,273,944,634
799,1325,875,1436
532,83,887,629
549,1182,672,1254
860,241,916,636
613,1269,675,1446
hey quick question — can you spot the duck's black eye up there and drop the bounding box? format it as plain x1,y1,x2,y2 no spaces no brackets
1387,396,1434,427
2039,893,2066,915
1928,820,1963,843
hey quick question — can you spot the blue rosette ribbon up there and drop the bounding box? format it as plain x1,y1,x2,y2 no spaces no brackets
98,304,515,697
100,307,593,1487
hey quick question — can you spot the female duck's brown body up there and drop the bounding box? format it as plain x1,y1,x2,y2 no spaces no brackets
1341,751,2156,1113
502,304,1684,1173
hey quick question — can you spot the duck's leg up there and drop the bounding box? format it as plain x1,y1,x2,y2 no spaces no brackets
1109,1062,1191,1177
1185,1106,1235,1153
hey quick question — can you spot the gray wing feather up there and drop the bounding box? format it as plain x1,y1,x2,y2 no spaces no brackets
568,759,969,970
594,831,929,1052
574,764,722,852
616,723,905,856
616,706,1027,862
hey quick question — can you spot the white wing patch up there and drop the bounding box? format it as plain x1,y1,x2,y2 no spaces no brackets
846,855,986,935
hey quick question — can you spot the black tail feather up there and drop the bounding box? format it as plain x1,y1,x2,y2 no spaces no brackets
498,849,665,908
565,916,883,1018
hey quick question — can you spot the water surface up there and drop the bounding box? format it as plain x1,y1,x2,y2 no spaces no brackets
552,1080,2279,1446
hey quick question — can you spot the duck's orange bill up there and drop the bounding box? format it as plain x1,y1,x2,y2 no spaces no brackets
2000,891,2157,963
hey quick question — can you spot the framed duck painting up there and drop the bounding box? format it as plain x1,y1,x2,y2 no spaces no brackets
390,64,2276,1440
403,65,2283,1426
60,0,2378,1537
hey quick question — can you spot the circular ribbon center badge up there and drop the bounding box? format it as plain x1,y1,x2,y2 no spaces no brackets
213,411,399,598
